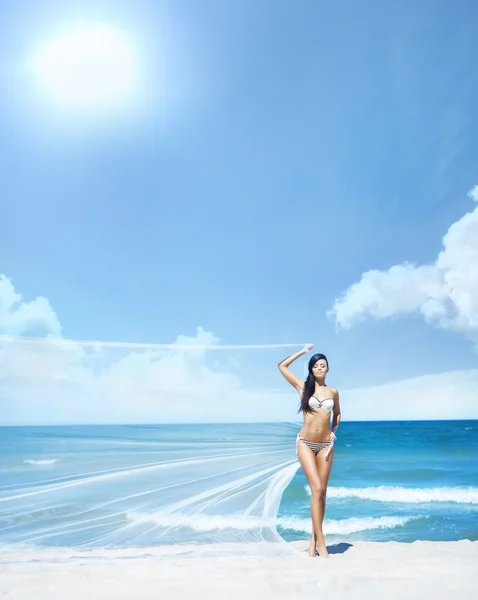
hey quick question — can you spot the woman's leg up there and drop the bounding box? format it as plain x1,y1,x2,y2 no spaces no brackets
296,440,324,557
313,447,334,556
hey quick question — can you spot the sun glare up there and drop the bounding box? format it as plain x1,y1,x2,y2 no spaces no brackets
28,25,139,112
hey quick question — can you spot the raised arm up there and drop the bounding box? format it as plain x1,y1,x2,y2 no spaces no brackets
278,344,313,392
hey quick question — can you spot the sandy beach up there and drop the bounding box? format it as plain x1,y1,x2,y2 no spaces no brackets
2,540,477,600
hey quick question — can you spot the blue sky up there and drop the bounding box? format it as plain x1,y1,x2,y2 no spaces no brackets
1,0,478,424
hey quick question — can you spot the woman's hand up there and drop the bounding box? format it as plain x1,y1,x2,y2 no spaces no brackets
329,431,337,442
302,343,314,353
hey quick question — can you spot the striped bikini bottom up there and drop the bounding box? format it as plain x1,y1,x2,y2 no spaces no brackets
296,435,332,457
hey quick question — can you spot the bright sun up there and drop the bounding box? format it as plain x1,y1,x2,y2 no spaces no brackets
29,25,139,112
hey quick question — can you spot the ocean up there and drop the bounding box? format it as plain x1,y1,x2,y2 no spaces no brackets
1,420,477,556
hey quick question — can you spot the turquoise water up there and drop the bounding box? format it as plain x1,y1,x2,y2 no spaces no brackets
281,420,478,543
1,421,477,551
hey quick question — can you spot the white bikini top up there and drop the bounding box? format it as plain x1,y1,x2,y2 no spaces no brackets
308,396,334,414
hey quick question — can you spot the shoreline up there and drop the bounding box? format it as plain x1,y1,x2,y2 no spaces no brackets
1,541,477,599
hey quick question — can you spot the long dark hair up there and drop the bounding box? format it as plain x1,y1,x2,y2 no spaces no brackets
299,353,328,413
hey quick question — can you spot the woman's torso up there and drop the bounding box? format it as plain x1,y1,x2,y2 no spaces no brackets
299,386,334,442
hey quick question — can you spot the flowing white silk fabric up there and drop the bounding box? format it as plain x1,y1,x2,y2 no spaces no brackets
0,336,306,557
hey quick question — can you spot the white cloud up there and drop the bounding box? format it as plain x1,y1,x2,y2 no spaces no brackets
468,185,478,202
0,275,62,337
329,186,478,341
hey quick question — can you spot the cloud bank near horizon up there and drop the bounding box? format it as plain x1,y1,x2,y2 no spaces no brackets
0,274,476,424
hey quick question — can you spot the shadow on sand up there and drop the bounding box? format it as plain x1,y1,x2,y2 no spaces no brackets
327,543,353,555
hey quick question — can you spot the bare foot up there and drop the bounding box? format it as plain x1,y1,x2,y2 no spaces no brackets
316,544,329,558
308,544,317,557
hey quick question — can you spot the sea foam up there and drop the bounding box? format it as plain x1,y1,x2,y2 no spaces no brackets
127,510,416,535
23,459,60,466
305,485,478,504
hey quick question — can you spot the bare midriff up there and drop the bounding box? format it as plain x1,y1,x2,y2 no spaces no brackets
299,409,332,443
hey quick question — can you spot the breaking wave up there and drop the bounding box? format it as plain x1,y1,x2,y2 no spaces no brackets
127,511,418,536
306,486,478,504
23,459,61,466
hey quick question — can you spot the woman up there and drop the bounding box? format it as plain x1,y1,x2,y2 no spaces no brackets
278,343,341,558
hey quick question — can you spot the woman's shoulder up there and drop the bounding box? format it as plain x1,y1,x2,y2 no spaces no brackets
326,385,339,397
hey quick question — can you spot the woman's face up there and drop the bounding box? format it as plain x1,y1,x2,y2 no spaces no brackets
312,359,329,378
